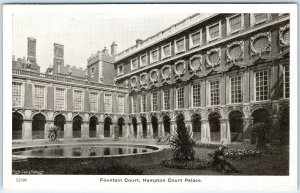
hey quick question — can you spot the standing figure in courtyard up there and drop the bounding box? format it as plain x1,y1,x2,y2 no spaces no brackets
210,146,240,173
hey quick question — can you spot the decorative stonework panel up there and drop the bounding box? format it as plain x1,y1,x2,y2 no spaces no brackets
279,24,290,52
139,73,148,86
226,41,244,63
130,76,138,88
250,32,271,56
174,60,186,76
149,69,159,83
161,65,171,80
206,48,221,68
189,54,202,73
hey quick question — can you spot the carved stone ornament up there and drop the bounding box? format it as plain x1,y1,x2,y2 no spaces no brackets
174,60,186,76
226,41,244,63
250,32,271,56
139,73,148,86
161,65,171,80
124,79,129,88
189,54,202,72
279,24,290,46
130,76,138,88
206,48,221,68
149,69,159,83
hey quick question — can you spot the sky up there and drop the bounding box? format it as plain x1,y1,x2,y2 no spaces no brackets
12,13,192,72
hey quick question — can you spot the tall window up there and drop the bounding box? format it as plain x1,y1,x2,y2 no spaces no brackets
140,54,147,66
141,95,146,112
104,94,112,113
175,38,185,53
55,88,65,110
230,76,242,103
132,96,137,113
192,84,201,107
190,30,201,48
284,66,290,99
227,14,243,34
117,95,125,113
73,90,83,111
210,81,220,106
150,49,159,63
162,44,171,58
91,66,96,76
34,85,46,109
176,87,184,109
152,92,158,111
207,22,221,42
163,90,170,110
90,92,98,112
255,70,269,101
131,58,138,70
12,82,22,107
117,64,124,75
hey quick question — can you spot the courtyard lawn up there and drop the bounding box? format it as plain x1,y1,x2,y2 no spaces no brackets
12,141,289,175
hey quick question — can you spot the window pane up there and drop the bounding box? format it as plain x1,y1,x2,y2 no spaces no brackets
118,96,125,113
104,94,112,112
230,76,242,103
209,24,220,39
192,32,201,45
163,90,170,110
90,92,98,112
176,39,185,52
141,95,146,112
163,45,171,56
73,90,83,111
55,88,65,110
132,96,137,113
152,92,158,111
230,15,242,31
255,70,269,101
192,84,201,107
254,13,268,23
177,87,184,109
12,82,22,107
284,66,289,99
34,85,45,109
210,81,220,105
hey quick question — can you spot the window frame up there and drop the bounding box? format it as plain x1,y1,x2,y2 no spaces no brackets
208,80,220,106
253,69,269,102
191,83,201,107
117,95,125,114
175,87,185,109
283,65,290,99
104,93,113,113
161,43,172,59
229,75,243,104
139,53,148,67
54,86,67,110
174,37,186,54
140,94,147,113
206,21,222,43
91,66,96,77
117,64,124,75
162,90,170,111
250,13,271,26
89,91,99,112
12,81,24,108
150,48,159,63
151,91,158,112
131,96,137,114
130,58,138,71
73,88,84,111
189,29,202,49
226,14,245,35
33,83,47,110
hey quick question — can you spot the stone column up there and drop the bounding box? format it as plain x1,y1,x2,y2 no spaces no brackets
23,119,32,141
147,122,153,138
65,120,73,141
220,119,230,144
201,119,210,143
185,120,193,138
82,121,89,139
110,123,116,138
130,123,134,138
124,122,130,138
242,117,252,142
97,121,104,139
271,114,281,145
170,121,176,135
158,121,164,138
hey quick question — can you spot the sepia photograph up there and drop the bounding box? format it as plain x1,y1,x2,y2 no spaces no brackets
3,4,297,192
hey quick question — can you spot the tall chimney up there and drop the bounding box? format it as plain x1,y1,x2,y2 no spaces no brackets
111,41,117,56
27,37,36,64
53,43,64,70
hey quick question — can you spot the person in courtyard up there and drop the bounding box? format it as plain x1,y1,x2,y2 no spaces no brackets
210,146,240,173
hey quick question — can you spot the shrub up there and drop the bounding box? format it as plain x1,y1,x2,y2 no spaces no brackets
161,158,211,170
168,120,195,161
249,122,267,149
47,125,61,142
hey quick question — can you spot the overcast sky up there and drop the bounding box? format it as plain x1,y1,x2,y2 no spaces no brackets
12,13,192,72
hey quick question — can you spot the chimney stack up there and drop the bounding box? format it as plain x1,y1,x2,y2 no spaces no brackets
111,41,117,56
27,37,36,64
53,43,64,68
136,39,143,45
102,47,108,55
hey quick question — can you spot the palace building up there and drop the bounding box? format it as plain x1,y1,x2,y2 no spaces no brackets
12,13,290,145
113,13,290,145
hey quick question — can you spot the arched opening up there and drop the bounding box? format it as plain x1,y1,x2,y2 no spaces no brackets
176,113,185,131
117,118,125,137
89,116,98,138
251,108,271,143
192,113,201,139
141,116,147,138
132,117,137,138
151,116,158,139
104,117,112,138
32,113,46,139
229,111,243,142
73,115,83,138
163,115,171,135
12,112,23,140
54,114,65,138
280,107,289,146
208,112,221,142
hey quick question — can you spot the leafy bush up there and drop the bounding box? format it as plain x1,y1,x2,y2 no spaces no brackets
249,122,267,149
223,149,262,160
195,142,224,149
169,119,195,161
161,158,211,170
47,125,61,142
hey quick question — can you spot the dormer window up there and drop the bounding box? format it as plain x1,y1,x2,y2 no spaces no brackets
140,54,148,67
131,58,138,70
251,13,271,26
174,37,186,54
189,30,202,48
150,49,159,63
207,21,221,42
117,64,124,75
161,43,171,59
227,14,244,34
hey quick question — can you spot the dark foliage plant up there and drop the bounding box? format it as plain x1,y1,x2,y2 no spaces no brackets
47,125,61,142
249,122,267,149
169,123,195,161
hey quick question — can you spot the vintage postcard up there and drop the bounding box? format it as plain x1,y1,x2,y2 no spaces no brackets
3,4,298,192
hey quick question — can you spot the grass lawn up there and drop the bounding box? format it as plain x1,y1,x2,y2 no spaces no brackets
12,142,289,175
